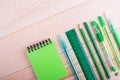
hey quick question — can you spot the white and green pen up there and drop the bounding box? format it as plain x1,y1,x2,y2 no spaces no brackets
58,35,80,80
91,21,116,72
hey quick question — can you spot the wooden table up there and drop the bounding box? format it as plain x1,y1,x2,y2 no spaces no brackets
0,0,120,80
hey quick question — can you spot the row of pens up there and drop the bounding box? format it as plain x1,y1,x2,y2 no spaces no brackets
57,14,120,80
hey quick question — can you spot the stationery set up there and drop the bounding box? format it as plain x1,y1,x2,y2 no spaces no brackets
26,14,120,80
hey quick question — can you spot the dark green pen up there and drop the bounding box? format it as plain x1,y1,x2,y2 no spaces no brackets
83,22,111,78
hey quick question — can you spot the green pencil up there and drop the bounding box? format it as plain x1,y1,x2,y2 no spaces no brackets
84,22,111,78
78,25,105,80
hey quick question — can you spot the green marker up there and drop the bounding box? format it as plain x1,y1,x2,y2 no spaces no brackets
91,21,116,72
84,22,111,78
98,16,120,67
104,13,120,49
78,25,105,80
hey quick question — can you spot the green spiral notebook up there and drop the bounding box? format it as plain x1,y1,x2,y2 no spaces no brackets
26,38,68,80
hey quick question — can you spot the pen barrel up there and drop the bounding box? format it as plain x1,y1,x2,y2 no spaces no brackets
108,19,120,49
103,27,120,67
113,32,120,48
101,42,116,72
84,22,111,78
64,50,80,80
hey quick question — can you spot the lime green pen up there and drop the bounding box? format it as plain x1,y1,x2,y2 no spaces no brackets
98,16,120,67
91,21,116,72
104,13,120,49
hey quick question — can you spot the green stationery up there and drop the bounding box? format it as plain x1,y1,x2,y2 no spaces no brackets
78,25,105,80
66,29,97,80
104,14,120,49
91,21,116,72
26,39,68,80
84,22,111,78
98,16,120,67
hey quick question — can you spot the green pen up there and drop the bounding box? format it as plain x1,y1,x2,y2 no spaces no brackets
84,22,111,78
78,25,105,80
91,21,116,72
104,13,120,49
98,16,120,67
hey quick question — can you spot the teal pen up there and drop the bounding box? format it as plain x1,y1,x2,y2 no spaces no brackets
58,35,80,80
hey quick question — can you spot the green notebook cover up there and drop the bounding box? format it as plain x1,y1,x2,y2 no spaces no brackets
27,39,68,80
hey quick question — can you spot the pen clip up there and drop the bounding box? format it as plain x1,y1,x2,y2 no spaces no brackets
91,21,104,42
93,26,99,33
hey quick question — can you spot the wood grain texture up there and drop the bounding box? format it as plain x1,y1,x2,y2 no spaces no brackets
0,0,88,38
1,0,120,80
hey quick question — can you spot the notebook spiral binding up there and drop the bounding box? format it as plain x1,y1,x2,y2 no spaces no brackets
27,38,52,53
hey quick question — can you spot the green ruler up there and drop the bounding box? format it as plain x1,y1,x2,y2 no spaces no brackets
79,27,105,80
66,29,97,80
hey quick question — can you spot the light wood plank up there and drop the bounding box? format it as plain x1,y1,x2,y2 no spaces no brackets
1,0,120,80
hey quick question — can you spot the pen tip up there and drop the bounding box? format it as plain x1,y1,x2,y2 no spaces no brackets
104,12,110,19
57,35,61,39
